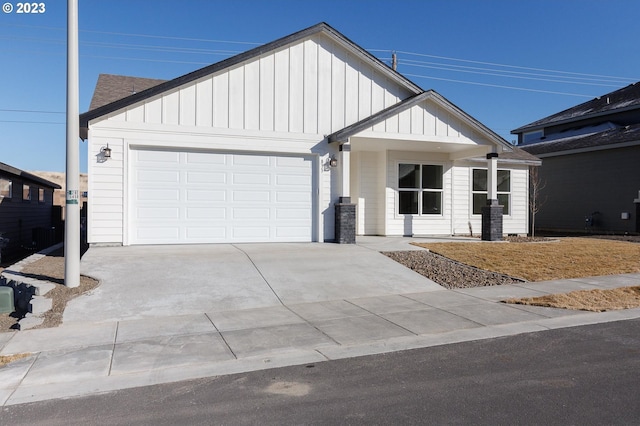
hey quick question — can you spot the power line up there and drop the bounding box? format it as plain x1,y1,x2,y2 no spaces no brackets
0,108,64,114
403,73,596,98
379,49,640,82
0,120,64,124
399,58,633,85
400,61,627,88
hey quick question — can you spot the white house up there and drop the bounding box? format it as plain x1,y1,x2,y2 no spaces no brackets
80,22,539,246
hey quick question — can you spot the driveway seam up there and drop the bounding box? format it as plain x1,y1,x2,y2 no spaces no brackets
205,313,238,360
343,300,419,336
231,244,285,307
282,305,342,346
107,322,119,376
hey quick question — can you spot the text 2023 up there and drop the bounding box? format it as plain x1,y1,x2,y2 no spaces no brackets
17,2,45,13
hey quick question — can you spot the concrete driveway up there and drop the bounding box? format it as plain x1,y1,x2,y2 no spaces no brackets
66,242,443,323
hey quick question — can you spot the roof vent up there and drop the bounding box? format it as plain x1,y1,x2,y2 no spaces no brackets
606,96,610,104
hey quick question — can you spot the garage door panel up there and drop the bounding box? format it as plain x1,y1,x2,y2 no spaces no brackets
186,227,226,239
233,173,271,185
137,207,180,219
186,207,226,219
186,171,226,184
137,188,180,201
136,227,180,240
137,170,180,183
276,191,311,203
186,189,226,202
276,208,310,219
276,174,311,185
130,149,314,244
138,150,180,163
233,208,270,219
233,190,270,202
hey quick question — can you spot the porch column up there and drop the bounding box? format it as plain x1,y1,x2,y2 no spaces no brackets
335,142,356,244
481,152,503,241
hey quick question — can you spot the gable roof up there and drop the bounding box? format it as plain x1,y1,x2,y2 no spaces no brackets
520,122,640,157
0,162,62,189
80,22,422,129
512,82,640,134
89,74,167,111
327,90,540,164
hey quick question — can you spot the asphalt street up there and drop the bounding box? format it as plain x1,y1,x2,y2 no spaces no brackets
2,318,639,425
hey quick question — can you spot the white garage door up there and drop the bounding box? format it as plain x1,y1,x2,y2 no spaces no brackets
129,148,315,244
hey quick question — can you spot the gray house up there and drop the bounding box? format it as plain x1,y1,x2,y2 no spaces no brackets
0,162,61,262
512,82,640,234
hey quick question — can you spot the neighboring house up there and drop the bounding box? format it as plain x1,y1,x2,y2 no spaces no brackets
513,82,640,234
0,162,61,261
80,22,539,246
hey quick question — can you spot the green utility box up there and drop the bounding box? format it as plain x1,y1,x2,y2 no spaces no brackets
0,287,15,314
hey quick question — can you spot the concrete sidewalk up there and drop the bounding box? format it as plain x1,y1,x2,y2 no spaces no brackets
1,239,640,406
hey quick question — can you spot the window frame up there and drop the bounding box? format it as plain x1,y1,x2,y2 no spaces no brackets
0,178,12,199
22,184,32,202
38,187,45,203
471,168,511,216
397,163,444,216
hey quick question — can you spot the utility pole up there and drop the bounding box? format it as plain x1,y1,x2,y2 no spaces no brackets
65,0,80,288
392,52,397,71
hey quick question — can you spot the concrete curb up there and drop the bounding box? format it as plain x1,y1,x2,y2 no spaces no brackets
0,243,64,329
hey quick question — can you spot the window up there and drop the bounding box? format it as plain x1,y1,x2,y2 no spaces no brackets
472,169,510,215
523,130,543,144
39,188,45,203
22,184,31,201
398,164,443,215
0,178,11,198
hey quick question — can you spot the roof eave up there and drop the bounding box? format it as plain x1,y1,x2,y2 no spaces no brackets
512,103,640,134
0,162,62,189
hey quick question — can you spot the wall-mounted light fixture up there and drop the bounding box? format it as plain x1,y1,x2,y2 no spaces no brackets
328,156,338,168
100,144,112,159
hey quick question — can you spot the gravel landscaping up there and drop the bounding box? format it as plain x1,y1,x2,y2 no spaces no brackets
383,250,524,289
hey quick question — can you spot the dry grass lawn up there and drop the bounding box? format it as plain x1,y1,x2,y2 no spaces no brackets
505,286,640,312
0,353,31,367
413,237,640,282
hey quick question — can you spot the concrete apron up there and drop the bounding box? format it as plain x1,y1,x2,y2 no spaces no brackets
67,243,443,324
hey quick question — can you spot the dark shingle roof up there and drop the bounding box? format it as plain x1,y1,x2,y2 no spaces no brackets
512,82,640,133
520,123,640,156
89,74,167,110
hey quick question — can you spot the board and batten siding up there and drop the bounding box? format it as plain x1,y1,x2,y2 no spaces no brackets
102,34,413,136
362,99,480,142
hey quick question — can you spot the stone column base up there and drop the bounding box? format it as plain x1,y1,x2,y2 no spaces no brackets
335,197,356,244
481,199,503,241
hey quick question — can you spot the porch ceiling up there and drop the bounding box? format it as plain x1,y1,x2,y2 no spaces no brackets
349,136,493,159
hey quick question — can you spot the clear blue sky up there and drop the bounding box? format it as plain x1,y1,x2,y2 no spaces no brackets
1,0,639,173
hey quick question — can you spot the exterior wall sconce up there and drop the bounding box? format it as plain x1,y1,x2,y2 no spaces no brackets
100,144,112,159
328,156,338,168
